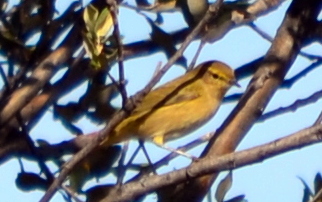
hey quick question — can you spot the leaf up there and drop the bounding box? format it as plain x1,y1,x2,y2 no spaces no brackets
35,139,50,147
80,82,119,123
69,146,121,193
146,16,187,67
53,103,84,135
83,5,114,69
215,171,233,202
225,195,247,202
83,31,104,64
16,172,49,192
83,32,97,59
298,176,313,202
95,7,113,40
314,173,322,194
53,103,83,122
83,4,99,32
135,0,151,7
203,2,250,42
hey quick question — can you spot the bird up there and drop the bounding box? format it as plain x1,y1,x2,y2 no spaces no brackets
101,60,239,157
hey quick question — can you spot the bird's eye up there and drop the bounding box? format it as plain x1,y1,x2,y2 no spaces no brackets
212,73,219,79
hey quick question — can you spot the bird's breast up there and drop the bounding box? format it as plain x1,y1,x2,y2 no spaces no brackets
136,93,221,142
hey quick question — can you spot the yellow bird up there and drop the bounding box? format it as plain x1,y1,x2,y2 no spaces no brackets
101,61,238,154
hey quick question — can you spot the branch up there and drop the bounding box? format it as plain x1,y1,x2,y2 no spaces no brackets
165,0,322,201
108,0,127,107
224,58,322,103
281,59,322,89
259,88,322,122
0,24,81,126
249,22,322,61
100,123,322,202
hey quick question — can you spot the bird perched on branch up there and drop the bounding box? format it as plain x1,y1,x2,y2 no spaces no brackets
101,61,239,157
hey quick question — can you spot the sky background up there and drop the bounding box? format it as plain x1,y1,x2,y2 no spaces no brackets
1,0,322,201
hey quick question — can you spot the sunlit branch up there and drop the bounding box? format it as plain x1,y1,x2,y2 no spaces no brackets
101,124,322,201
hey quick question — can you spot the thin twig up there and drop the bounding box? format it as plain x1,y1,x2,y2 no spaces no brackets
281,59,322,89
108,0,127,108
313,111,322,126
61,185,84,202
117,141,129,185
151,61,163,78
248,22,273,41
139,140,157,174
249,22,322,61
153,133,214,169
127,133,214,182
18,158,24,172
16,113,54,183
0,64,10,90
224,58,322,103
125,144,141,167
258,89,322,122
188,41,206,70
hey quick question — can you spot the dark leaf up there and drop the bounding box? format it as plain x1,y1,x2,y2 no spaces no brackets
145,16,187,67
298,177,313,202
314,173,322,194
135,0,151,7
15,172,49,192
215,171,233,202
69,146,122,193
225,194,247,202
53,103,84,135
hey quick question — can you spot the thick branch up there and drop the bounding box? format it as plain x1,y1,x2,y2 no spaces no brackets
100,123,322,202
164,0,322,201
0,24,81,126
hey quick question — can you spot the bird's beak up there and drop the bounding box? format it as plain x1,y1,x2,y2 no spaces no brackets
231,80,241,88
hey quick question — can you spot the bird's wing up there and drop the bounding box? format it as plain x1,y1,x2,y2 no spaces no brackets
133,82,201,115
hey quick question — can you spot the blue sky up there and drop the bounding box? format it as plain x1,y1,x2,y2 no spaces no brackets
1,0,322,201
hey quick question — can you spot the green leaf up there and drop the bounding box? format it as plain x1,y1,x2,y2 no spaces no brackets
94,7,113,40
83,32,102,59
83,4,99,32
215,171,233,202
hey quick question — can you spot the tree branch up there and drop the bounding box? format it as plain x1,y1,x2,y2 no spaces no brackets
164,0,322,201
0,24,81,127
99,123,322,202
259,88,322,122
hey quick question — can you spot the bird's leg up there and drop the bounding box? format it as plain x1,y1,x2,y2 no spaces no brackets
138,140,157,174
152,135,198,160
